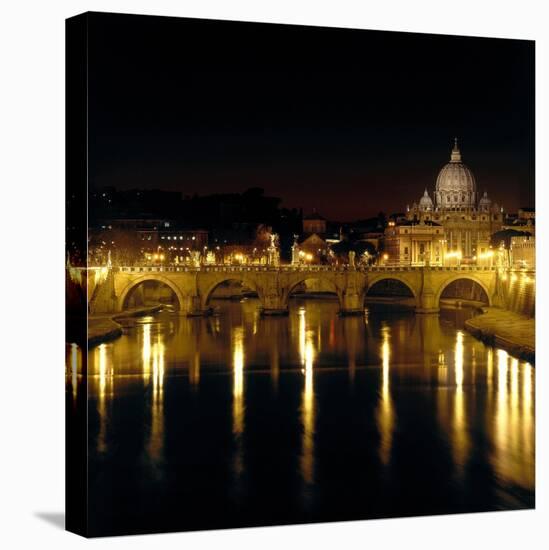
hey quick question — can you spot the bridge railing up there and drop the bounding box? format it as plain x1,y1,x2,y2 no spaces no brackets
108,264,499,274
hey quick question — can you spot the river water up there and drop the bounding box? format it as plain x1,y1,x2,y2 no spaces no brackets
66,298,534,536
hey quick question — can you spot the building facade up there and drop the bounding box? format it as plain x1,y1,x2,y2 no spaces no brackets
510,235,535,268
384,220,445,265
402,140,504,262
303,211,327,235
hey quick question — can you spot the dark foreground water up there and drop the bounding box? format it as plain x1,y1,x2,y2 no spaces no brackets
66,299,534,536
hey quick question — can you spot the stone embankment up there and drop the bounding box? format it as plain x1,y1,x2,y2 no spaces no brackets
465,307,535,363
88,305,163,346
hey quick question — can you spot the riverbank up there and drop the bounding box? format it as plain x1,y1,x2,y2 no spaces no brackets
88,304,163,347
464,307,535,363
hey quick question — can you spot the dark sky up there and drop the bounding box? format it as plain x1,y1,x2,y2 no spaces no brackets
88,12,534,221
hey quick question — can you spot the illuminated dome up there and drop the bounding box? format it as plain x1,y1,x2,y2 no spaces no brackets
435,139,477,209
418,188,434,211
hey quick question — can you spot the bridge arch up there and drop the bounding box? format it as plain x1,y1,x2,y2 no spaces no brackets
435,275,492,307
365,274,418,300
201,275,259,308
118,274,186,312
283,275,343,308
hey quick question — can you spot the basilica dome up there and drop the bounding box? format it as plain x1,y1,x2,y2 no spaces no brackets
435,139,477,209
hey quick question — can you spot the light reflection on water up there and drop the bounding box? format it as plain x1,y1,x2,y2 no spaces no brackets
299,307,316,486
232,326,245,437
376,324,394,466
66,299,535,533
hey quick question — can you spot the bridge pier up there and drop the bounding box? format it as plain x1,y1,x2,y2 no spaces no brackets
182,294,213,317
339,293,365,316
338,284,364,316
415,289,440,314
259,293,288,316
338,274,365,316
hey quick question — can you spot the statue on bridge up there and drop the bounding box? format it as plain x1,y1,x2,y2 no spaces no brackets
268,233,280,267
291,235,300,266
348,250,356,270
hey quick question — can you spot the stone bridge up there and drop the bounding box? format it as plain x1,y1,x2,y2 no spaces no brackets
89,265,500,316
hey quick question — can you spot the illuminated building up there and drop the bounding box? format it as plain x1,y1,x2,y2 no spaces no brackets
407,139,504,259
384,219,445,265
386,139,505,264
510,235,535,268
297,233,330,264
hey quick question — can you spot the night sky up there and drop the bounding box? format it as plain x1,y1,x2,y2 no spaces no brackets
88,12,534,221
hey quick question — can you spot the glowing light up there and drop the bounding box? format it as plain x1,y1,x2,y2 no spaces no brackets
507,357,520,458
232,327,245,436
142,323,152,383
299,307,315,485
478,250,494,260
522,362,534,468
486,348,493,388
98,343,108,400
493,349,510,479
490,350,534,489
96,343,112,454
232,326,245,478
376,324,394,466
455,331,464,387
148,337,165,462
452,331,469,470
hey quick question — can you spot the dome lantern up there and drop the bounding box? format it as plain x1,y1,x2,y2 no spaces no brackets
450,137,462,162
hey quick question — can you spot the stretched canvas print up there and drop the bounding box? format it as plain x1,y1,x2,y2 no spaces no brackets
66,12,535,538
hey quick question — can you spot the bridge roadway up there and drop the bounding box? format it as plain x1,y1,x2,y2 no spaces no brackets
89,264,500,316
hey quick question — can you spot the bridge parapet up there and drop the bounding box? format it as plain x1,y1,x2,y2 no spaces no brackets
109,264,498,274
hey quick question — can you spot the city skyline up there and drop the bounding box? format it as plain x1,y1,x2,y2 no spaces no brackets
88,13,534,221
